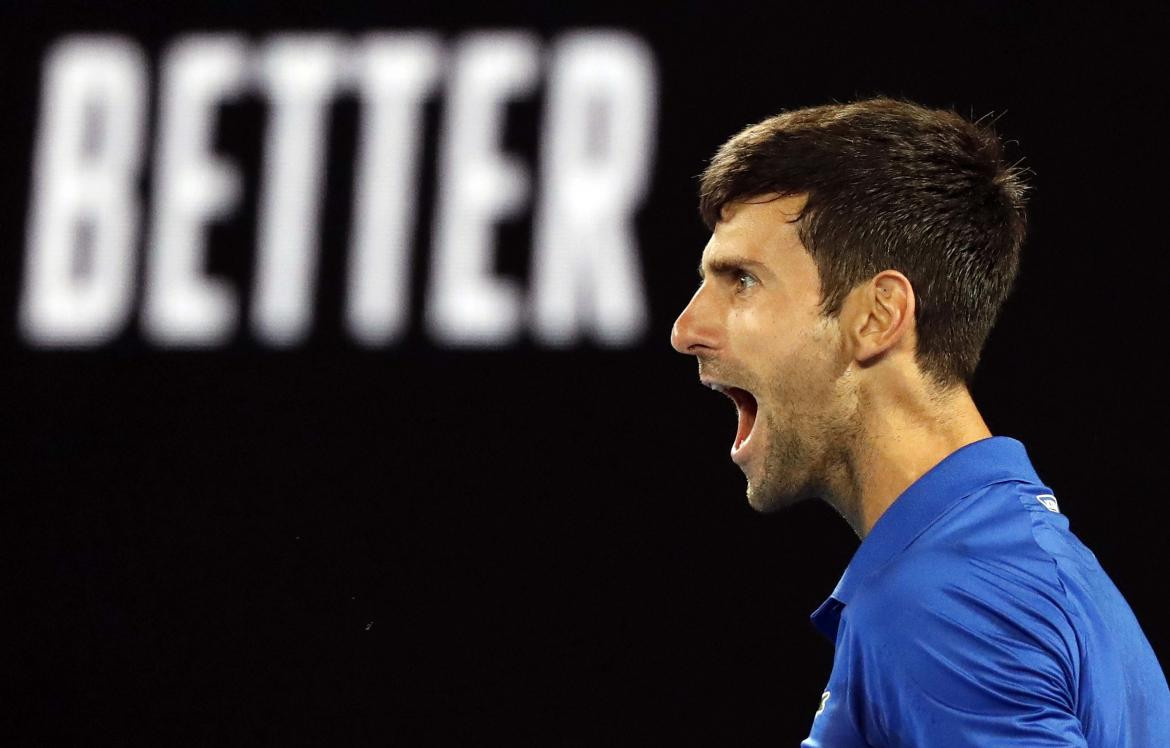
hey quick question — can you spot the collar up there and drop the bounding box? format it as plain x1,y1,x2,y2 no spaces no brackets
810,436,1043,640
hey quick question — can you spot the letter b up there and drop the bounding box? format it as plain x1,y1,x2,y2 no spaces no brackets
21,37,148,345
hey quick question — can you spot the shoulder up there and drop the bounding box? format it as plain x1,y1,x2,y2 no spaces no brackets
836,554,1087,745
841,495,1082,711
847,544,1075,656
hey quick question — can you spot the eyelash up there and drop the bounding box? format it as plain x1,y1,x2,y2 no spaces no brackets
696,269,758,291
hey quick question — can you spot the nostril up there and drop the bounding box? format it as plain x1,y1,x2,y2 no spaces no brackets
670,318,692,354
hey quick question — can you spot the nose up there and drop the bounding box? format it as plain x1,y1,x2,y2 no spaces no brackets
670,285,720,355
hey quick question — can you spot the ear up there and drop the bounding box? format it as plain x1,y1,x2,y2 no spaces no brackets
843,271,916,366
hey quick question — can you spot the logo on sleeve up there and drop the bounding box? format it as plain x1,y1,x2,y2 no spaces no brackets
815,690,831,716
1036,494,1060,513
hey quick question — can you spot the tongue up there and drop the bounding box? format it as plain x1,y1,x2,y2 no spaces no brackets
730,388,758,451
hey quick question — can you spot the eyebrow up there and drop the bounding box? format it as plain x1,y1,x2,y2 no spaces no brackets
698,256,767,280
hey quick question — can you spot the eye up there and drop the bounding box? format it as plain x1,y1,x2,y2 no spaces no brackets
735,271,758,291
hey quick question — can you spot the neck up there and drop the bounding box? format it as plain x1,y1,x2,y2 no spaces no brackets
830,382,992,539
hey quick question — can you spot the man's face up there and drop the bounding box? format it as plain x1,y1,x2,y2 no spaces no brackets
671,195,857,511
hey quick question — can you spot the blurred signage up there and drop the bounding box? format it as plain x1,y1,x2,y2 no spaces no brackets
20,31,658,348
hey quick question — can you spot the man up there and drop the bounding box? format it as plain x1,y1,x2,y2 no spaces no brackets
671,98,1170,746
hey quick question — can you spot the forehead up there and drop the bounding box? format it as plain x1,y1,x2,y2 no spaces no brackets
701,194,811,269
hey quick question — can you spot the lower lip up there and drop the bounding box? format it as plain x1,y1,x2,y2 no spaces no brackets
730,428,758,467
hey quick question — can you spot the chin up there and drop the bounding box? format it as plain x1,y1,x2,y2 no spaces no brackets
745,479,787,513
745,487,778,513
744,467,817,513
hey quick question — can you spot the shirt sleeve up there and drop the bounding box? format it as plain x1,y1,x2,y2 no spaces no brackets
842,557,1088,747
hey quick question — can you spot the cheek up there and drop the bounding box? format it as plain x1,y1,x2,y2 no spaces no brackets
746,311,803,362
771,334,840,409
740,307,838,398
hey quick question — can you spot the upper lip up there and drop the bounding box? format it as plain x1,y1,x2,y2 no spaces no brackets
700,377,752,399
700,377,730,393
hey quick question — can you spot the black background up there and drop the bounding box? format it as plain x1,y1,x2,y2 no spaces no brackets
4,1,1169,745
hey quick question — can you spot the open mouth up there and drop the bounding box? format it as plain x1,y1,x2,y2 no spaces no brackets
706,382,759,455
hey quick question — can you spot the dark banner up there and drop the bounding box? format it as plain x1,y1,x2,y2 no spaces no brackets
5,1,1168,744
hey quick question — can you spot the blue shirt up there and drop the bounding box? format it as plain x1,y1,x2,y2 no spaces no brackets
803,436,1170,747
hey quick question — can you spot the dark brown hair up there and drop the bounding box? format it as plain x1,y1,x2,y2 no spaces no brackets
699,97,1029,388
